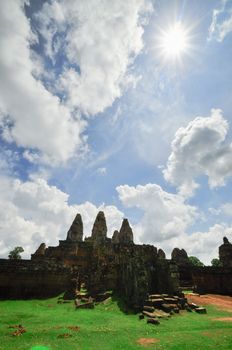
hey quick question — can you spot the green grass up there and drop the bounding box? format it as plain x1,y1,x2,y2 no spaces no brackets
0,297,232,350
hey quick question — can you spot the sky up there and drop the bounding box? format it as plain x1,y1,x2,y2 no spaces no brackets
1,0,232,264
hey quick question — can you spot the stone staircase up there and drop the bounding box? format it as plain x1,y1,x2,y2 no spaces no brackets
140,293,206,325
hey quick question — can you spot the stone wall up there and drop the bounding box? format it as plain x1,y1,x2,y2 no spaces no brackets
192,266,232,295
0,212,180,305
0,259,71,299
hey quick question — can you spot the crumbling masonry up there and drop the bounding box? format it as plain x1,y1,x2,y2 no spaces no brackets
0,211,179,307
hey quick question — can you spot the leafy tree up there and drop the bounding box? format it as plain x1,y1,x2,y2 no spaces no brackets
188,256,204,267
211,258,222,267
8,246,24,260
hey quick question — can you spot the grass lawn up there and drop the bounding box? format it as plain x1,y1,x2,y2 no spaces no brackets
0,296,232,350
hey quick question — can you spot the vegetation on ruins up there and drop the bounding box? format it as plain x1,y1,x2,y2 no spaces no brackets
211,258,223,267
8,246,24,260
0,297,232,350
188,256,204,267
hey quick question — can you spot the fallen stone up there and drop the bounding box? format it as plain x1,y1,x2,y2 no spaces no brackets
147,318,160,325
151,298,164,306
149,294,163,299
76,301,94,309
163,297,178,303
161,303,176,313
153,310,170,318
173,307,180,313
144,299,153,307
143,305,155,313
142,311,157,318
188,302,199,309
195,307,207,314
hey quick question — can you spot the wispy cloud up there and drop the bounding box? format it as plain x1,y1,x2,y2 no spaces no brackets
208,0,232,42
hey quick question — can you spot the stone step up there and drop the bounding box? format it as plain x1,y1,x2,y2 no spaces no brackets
143,305,155,313
149,294,163,299
161,303,177,313
163,297,178,303
151,299,164,307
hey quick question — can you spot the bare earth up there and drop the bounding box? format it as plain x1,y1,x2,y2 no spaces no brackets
186,293,232,312
137,338,160,347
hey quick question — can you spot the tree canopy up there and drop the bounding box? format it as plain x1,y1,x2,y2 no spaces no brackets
8,246,24,260
211,258,222,267
188,256,204,267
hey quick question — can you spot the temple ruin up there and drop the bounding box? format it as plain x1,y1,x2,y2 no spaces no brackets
0,212,232,304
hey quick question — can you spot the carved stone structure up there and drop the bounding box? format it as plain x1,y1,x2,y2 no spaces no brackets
33,243,46,256
219,236,232,267
118,218,134,244
192,237,232,295
0,211,180,306
91,211,107,245
66,213,83,242
171,248,192,288
158,249,166,259
112,230,120,244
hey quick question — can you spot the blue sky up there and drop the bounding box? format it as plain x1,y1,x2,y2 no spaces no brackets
1,0,232,263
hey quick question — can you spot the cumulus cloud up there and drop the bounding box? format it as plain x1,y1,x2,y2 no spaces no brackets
208,0,232,42
36,0,152,115
163,109,232,196
0,0,86,165
0,176,124,258
116,182,230,264
117,183,197,242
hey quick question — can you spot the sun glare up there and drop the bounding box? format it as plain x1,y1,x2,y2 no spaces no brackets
159,22,189,60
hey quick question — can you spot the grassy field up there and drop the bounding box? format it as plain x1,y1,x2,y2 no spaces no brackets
0,296,232,350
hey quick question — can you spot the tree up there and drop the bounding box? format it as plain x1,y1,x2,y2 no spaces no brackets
8,246,24,260
188,256,204,267
211,258,222,267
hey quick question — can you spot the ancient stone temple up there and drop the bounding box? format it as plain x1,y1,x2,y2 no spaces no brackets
219,236,232,267
0,211,180,307
66,213,83,242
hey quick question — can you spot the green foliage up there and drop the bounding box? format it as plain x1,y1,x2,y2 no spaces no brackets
189,256,204,267
211,258,223,267
0,297,232,349
8,246,24,260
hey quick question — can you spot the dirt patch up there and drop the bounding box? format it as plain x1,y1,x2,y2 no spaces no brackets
57,333,72,338
67,326,80,332
8,325,26,336
211,317,232,322
186,294,232,312
137,338,159,346
202,331,213,338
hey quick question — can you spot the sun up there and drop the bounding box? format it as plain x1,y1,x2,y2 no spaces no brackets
159,22,189,59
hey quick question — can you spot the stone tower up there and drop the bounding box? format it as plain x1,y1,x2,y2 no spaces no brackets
112,230,120,244
118,218,134,244
91,211,107,244
66,213,83,242
219,236,232,267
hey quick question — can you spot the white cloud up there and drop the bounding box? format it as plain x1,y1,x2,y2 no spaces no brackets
208,0,232,42
36,0,152,115
163,109,232,197
116,182,230,264
0,0,86,165
117,183,197,242
0,176,124,259
222,203,232,216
